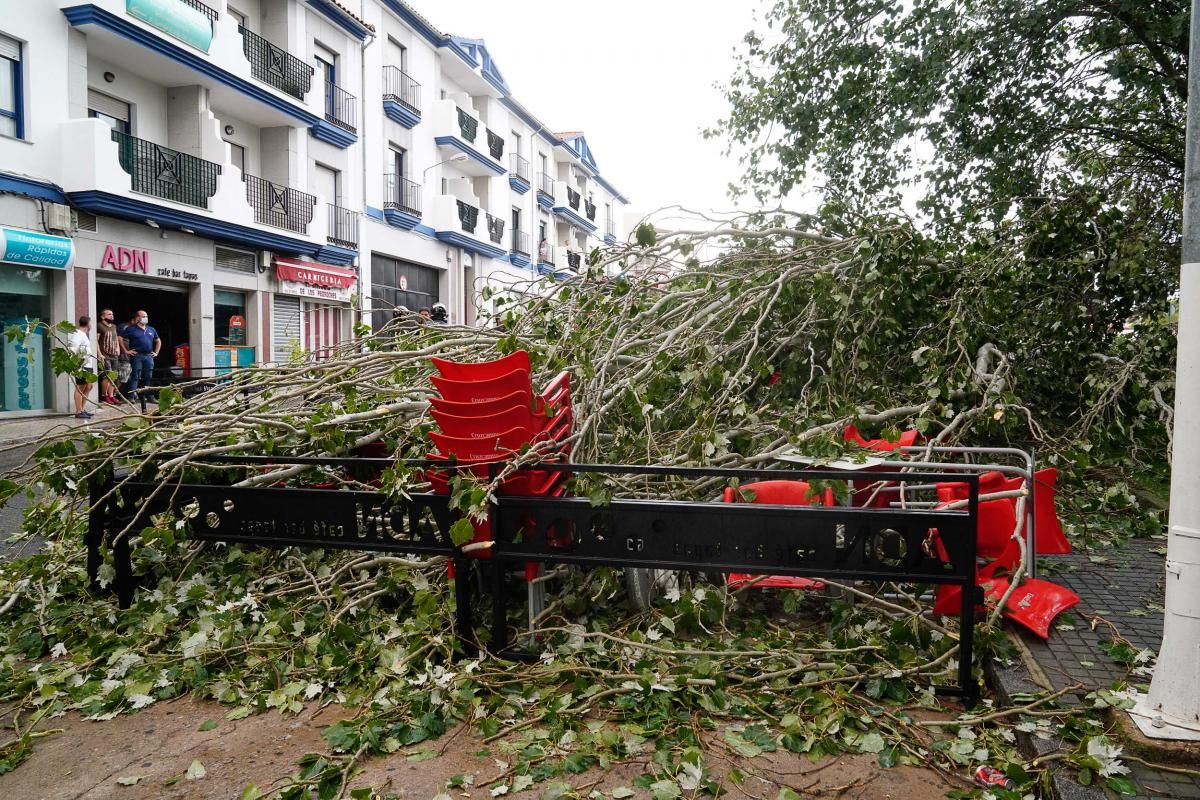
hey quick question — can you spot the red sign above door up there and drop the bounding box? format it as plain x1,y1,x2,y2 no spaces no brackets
274,257,357,289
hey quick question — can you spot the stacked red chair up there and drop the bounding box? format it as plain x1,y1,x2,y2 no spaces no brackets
722,480,833,591
843,425,921,509
424,351,573,559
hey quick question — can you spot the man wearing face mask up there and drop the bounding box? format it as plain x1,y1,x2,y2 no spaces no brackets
123,309,160,400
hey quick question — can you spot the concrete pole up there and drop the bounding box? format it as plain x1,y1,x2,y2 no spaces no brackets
1131,0,1200,740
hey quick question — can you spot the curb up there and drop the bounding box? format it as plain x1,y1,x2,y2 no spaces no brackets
985,644,1101,800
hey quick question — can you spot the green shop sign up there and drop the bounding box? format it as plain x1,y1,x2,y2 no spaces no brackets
127,0,214,53
0,228,73,270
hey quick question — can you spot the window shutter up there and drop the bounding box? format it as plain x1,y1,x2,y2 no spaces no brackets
0,35,20,63
273,295,301,363
215,246,255,274
87,89,130,122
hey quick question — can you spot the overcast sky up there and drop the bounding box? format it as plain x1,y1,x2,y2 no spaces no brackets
419,0,765,219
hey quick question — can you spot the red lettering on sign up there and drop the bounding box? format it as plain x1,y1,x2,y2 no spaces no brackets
100,245,150,273
100,245,117,270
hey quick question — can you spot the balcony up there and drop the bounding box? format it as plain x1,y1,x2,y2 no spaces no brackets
585,199,597,222
324,82,357,133
111,131,221,209
59,119,337,263
486,212,506,247
509,230,531,268
536,172,554,209
382,66,421,128
551,181,598,233
327,203,358,249
244,173,316,235
430,187,506,260
123,0,217,52
239,26,313,102
605,217,617,244
383,173,422,230
509,154,530,194
537,243,557,269
431,100,504,176
552,247,583,276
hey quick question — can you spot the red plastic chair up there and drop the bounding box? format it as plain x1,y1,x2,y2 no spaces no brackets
843,424,919,452
431,389,546,418
722,481,827,590
432,368,532,404
432,351,532,381
431,403,572,441
937,469,1070,555
428,427,540,460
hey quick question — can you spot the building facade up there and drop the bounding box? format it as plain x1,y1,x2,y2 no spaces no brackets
0,0,627,416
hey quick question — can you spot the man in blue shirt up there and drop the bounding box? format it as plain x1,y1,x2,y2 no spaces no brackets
123,309,160,399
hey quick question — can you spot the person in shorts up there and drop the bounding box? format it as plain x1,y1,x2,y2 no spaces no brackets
96,308,124,405
66,316,96,419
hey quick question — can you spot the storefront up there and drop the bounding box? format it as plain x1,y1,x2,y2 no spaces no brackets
74,221,266,379
0,227,73,415
273,257,356,362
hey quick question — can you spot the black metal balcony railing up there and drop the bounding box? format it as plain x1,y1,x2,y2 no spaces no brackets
111,131,221,209
239,26,313,101
537,242,554,264
510,153,530,182
457,199,479,233
567,250,582,271
585,200,597,221
244,173,316,234
567,187,581,211
486,129,504,161
180,0,218,22
606,217,616,238
537,172,554,196
324,82,357,133
512,229,530,255
327,203,358,249
486,213,505,245
384,173,421,217
456,107,477,142
382,66,420,113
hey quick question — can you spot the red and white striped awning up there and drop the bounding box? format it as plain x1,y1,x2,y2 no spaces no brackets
274,257,357,289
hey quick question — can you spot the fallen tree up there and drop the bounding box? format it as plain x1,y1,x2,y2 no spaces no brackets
0,212,1169,796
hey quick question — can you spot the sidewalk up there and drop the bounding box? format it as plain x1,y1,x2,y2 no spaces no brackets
994,537,1199,799
0,400,133,447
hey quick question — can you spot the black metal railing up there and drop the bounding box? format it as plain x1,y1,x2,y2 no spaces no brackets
382,65,420,113
324,82,357,132
537,172,554,196
486,129,504,160
538,243,554,264
457,199,478,233
567,187,580,211
510,153,530,182
585,200,596,221
179,0,218,22
512,230,530,255
327,203,358,248
486,213,505,245
244,174,316,234
567,250,582,271
384,174,421,217
606,217,616,238
456,107,477,142
111,131,221,209
239,26,313,101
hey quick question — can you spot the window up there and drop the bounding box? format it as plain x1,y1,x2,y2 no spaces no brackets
227,141,245,174
390,145,406,179
511,130,522,156
215,245,256,274
538,221,547,244
511,206,521,233
387,37,407,71
228,6,247,28
214,289,247,345
314,163,340,206
0,34,21,139
88,89,130,135
538,152,547,175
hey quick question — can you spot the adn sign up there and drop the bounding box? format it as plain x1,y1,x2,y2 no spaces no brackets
100,245,150,273
0,228,73,270
126,0,213,53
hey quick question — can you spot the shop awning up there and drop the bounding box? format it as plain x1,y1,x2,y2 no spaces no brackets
274,257,357,289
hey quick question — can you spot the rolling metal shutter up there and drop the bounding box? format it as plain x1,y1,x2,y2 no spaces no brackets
87,89,130,122
272,295,301,363
0,35,20,63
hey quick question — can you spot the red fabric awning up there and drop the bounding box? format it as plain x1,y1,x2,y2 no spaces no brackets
274,257,357,289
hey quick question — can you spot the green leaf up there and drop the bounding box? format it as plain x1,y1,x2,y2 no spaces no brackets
611,788,636,799
450,517,477,547
877,747,898,768
858,732,886,754
185,759,206,780
1106,776,1138,795
198,719,218,732
776,790,801,800
239,787,264,800
116,776,142,786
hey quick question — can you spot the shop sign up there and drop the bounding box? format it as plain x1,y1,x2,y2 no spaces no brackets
126,0,213,53
399,275,408,290
0,228,73,270
100,245,198,281
228,315,246,346
278,279,352,303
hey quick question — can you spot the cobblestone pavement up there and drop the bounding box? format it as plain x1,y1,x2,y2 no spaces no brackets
1015,538,1200,798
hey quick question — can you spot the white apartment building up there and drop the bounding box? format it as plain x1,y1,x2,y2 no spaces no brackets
0,0,627,417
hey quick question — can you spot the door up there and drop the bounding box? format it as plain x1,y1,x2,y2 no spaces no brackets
314,44,337,119
273,295,301,363
314,163,340,205
88,89,130,135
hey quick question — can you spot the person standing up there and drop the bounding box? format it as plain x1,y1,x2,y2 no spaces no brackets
123,309,160,400
95,308,124,405
66,316,96,419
